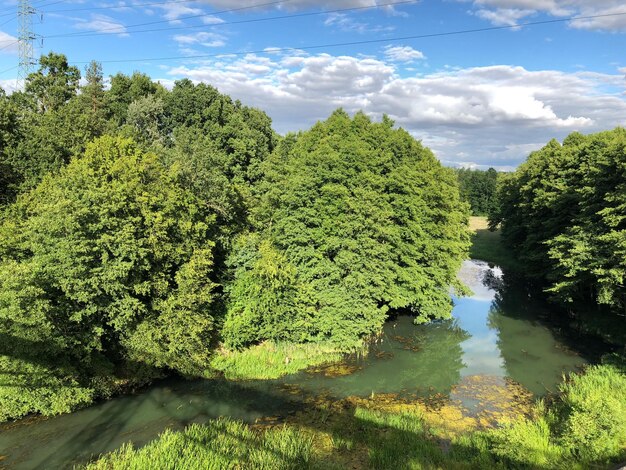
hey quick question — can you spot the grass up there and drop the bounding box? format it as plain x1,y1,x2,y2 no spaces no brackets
210,341,347,380
85,363,626,470
468,216,520,271
84,418,315,470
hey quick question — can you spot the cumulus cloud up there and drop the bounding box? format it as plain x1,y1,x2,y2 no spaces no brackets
0,79,19,94
324,12,395,33
173,31,226,48
463,0,626,31
74,14,129,36
384,45,425,62
162,51,626,168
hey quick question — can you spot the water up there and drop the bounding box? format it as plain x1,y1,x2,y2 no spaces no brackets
0,260,609,469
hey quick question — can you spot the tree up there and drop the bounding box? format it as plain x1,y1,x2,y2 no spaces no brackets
107,72,165,125
25,52,80,113
456,167,499,215
492,128,626,312
223,110,470,348
82,60,105,113
0,136,220,376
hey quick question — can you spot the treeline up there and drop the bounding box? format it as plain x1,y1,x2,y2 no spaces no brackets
490,128,626,313
455,167,499,216
0,53,470,421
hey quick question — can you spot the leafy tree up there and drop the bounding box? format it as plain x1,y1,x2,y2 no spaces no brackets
163,79,276,185
107,72,165,125
491,128,626,311
0,136,220,377
224,111,470,348
456,167,499,215
125,95,167,146
25,52,80,113
0,88,21,203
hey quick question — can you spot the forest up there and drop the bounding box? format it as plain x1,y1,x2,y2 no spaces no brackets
0,52,625,469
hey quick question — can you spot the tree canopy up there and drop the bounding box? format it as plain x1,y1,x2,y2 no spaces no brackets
490,128,626,311
223,111,470,348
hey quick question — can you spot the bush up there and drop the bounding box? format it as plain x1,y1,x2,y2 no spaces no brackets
557,364,626,462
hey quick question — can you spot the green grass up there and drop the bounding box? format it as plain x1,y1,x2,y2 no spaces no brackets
210,341,347,380
468,217,520,271
84,418,315,470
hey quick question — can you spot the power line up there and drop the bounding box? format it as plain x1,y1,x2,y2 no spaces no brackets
40,0,209,14
0,64,19,76
44,0,417,39
64,10,626,66
44,0,301,37
47,0,408,38
0,0,71,18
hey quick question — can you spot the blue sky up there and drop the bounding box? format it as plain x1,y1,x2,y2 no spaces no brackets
1,0,626,169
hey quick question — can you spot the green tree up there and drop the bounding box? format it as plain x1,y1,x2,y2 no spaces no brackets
0,136,220,376
456,167,499,215
25,52,80,113
224,110,470,348
492,128,626,311
107,72,165,125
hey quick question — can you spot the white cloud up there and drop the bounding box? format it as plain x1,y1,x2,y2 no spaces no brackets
464,0,626,31
163,53,626,168
0,31,19,54
384,45,425,62
0,79,19,94
156,3,204,23
474,7,536,26
324,12,395,33
173,31,225,48
74,14,129,36
194,0,412,11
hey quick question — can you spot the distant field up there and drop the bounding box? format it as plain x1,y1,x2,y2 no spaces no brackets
468,216,519,271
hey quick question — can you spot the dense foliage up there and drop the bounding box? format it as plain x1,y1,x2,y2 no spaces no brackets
223,111,470,348
0,52,473,421
490,128,626,311
456,167,499,215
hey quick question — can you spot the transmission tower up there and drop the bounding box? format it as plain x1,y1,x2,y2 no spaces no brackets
17,0,36,87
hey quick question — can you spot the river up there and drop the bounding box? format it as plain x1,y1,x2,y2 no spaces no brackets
0,260,611,469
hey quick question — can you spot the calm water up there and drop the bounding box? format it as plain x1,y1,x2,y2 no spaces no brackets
0,260,609,469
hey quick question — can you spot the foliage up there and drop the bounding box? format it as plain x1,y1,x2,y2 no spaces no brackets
224,111,470,348
456,167,499,216
84,419,314,470
0,136,219,390
163,78,277,186
557,364,626,462
490,128,626,311
0,355,95,422
25,52,81,113
486,364,626,468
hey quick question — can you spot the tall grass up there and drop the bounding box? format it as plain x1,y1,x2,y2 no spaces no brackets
85,418,314,470
210,341,346,380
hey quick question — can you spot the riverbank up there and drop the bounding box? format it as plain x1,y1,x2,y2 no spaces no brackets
85,363,626,470
468,217,520,272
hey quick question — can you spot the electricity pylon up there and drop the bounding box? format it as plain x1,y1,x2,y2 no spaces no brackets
17,0,36,87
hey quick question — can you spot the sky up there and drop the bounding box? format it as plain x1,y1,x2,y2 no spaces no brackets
1,0,626,170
